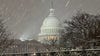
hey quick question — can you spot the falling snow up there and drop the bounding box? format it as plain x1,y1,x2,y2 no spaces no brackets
0,0,100,40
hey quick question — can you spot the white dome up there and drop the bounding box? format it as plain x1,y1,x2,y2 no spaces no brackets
42,8,61,27
39,8,62,36
42,15,60,27
38,7,63,43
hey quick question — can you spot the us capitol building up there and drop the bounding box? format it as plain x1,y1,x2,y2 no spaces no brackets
38,7,63,44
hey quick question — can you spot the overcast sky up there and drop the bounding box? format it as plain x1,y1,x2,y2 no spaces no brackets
0,0,100,40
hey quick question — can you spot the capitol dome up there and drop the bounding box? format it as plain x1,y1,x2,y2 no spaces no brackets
42,9,61,27
38,8,62,43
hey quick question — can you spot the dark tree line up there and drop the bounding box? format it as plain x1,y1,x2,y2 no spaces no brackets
61,11,100,49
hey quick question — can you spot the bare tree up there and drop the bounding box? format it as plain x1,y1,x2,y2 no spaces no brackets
61,11,100,48
0,18,14,55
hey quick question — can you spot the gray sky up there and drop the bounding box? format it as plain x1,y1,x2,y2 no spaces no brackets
0,0,100,40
